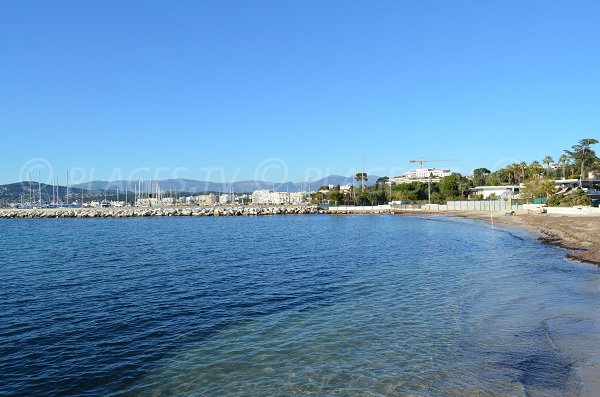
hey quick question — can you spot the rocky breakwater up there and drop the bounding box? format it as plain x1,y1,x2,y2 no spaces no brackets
0,206,320,219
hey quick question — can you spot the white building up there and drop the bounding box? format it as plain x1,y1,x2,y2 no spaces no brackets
135,197,175,207
252,190,272,205
196,194,217,206
289,192,306,204
219,194,232,205
403,168,452,179
252,190,307,205
469,185,521,200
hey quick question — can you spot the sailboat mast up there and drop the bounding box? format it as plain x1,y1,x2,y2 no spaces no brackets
38,171,41,206
66,171,69,207
29,172,32,205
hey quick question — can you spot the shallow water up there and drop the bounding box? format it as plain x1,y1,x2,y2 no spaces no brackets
0,215,598,396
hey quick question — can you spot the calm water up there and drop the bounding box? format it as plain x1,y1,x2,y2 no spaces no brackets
1,215,599,396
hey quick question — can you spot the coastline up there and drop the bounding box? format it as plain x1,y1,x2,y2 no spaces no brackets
446,211,600,266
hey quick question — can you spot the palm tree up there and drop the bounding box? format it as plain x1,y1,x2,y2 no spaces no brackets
558,154,569,180
519,162,528,183
543,155,554,177
528,161,543,179
506,164,517,184
540,179,557,198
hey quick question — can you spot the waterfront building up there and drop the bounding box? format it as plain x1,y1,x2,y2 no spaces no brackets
135,197,174,207
196,194,217,206
252,190,307,205
219,194,231,205
469,185,521,200
251,190,273,205
554,178,600,199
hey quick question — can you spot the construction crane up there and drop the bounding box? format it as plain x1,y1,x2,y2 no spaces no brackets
408,159,457,169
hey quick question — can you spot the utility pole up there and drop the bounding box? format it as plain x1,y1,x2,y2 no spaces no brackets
428,172,432,205
361,159,366,192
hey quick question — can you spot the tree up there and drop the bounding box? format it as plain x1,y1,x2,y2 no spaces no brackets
506,163,520,184
329,190,343,204
548,188,591,207
355,172,368,192
558,154,569,180
472,168,491,186
565,138,599,186
438,174,460,199
518,162,528,183
521,178,557,200
458,181,471,198
375,176,389,191
542,156,554,177
527,161,544,179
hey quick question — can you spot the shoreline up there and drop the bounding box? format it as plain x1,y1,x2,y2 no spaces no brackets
444,211,600,266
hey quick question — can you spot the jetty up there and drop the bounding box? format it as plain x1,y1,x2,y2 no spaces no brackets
0,205,319,219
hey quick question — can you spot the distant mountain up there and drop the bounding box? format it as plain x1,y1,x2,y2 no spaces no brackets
72,175,379,193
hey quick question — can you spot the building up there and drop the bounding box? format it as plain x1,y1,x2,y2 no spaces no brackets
251,190,307,205
135,197,175,207
196,194,217,206
469,185,521,200
554,178,600,199
387,168,453,185
403,168,452,179
289,192,306,204
589,171,600,179
251,190,272,205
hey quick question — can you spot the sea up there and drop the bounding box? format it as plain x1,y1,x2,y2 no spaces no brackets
1,215,599,396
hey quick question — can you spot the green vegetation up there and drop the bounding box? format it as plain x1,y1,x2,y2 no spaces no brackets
314,138,599,207
547,188,592,207
480,138,599,186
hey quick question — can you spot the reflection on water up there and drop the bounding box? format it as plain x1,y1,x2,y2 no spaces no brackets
0,215,598,396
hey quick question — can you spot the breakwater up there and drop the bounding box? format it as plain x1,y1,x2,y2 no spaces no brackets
0,206,319,218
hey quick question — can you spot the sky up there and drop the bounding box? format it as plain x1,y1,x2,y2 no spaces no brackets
1,0,599,185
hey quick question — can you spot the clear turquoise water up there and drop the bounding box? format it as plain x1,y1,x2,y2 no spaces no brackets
1,215,599,396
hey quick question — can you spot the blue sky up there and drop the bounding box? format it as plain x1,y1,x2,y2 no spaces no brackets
1,1,599,185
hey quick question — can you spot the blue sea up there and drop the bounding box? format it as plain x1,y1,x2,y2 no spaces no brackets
1,215,599,396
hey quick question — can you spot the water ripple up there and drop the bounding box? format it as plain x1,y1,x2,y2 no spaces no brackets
1,215,599,396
